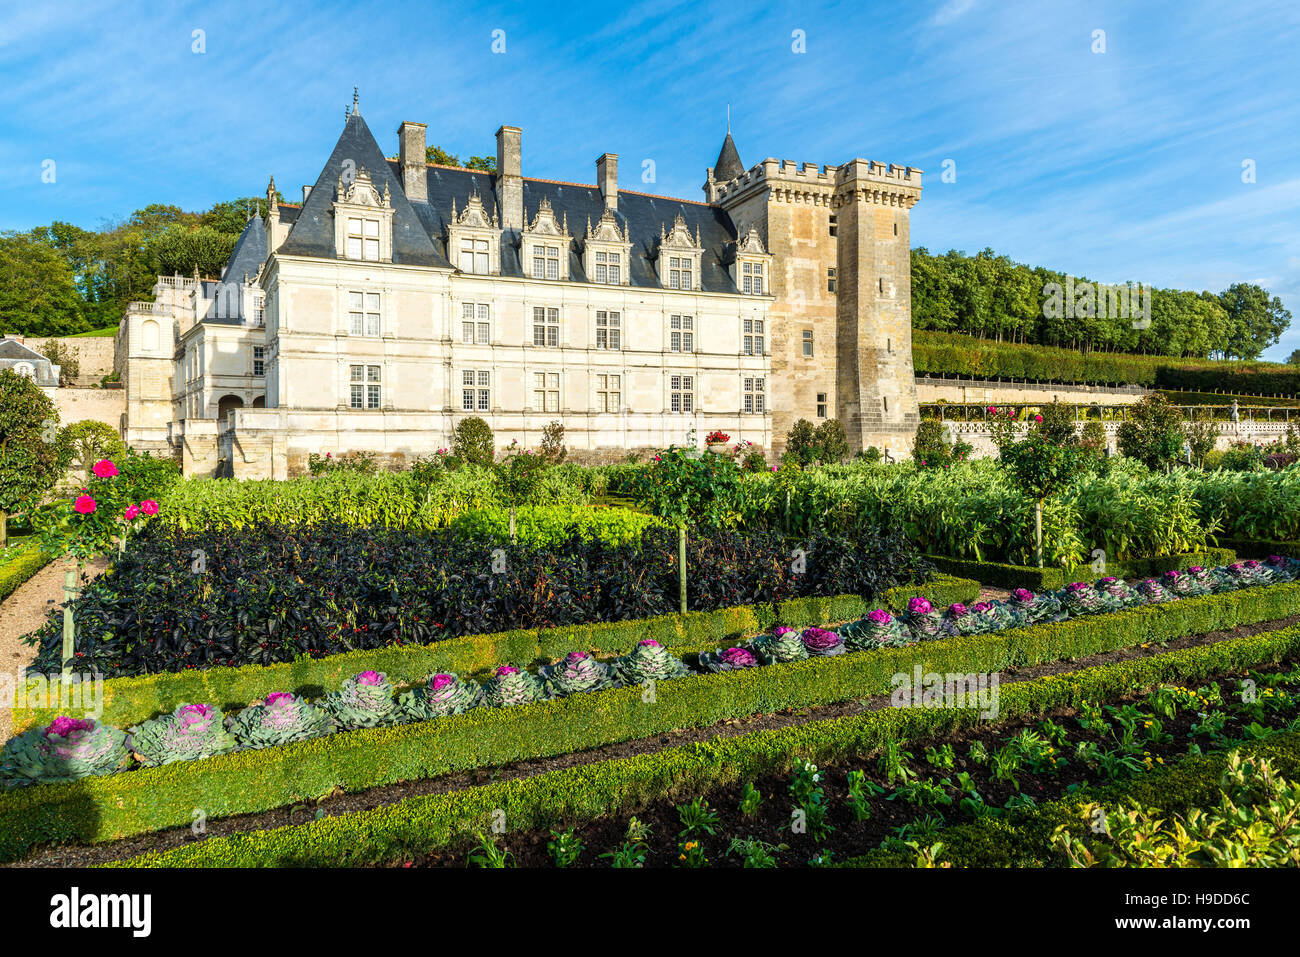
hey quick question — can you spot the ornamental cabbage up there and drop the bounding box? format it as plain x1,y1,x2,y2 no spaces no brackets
321,671,402,730
230,692,334,749
1060,582,1107,617
1,716,131,787
839,608,909,651
399,672,484,720
128,703,238,766
901,599,949,641
751,626,809,664
612,639,692,683
539,651,620,696
699,646,760,672
1093,577,1140,612
1135,578,1175,604
482,664,548,708
1163,568,1211,598
943,602,988,636
800,627,845,656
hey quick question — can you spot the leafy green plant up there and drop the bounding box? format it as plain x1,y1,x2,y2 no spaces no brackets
727,837,785,868
1,716,130,787
321,671,401,730
467,831,514,868
127,703,238,767
453,417,495,467
547,827,584,867
677,797,721,837
739,781,763,816
0,370,62,549
229,692,333,749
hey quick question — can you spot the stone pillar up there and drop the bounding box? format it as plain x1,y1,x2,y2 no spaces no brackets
833,161,922,456
495,125,523,230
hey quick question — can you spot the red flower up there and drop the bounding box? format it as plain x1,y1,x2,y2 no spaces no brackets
73,495,96,515
91,459,119,478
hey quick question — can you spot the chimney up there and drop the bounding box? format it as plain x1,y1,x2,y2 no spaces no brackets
597,153,618,210
302,185,312,203
398,121,428,203
495,125,523,230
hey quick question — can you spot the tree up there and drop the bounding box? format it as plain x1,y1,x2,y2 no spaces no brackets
452,417,494,466
1218,283,1292,359
1183,408,1218,467
0,370,63,548
39,340,80,387
59,420,127,487
1116,394,1185,470
1287,349,1300,366
814,419,850,464
539,421,567,464
426,146,497,171
911,418,971,469
784,419,819,466
990,409,1081,567
0,232,88,336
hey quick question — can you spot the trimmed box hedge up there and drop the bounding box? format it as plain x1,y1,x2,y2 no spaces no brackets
105,621,1300,868
0,542,50,604
841,731,1300,868
928,549,1237,591
10,575,979,736
1216,537,1300,561
3,580,1295,862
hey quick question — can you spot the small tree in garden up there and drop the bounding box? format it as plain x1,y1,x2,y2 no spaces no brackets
814,419,850,465
39,340,80,386
0,369,62,549
631,445,743,612
495,440,548,541
784,419,819,466
990,407,1080,567
1033,401,1079,446
59,420,128,486
453,416,495,466
1117,394,1185,471
911,418,972,469
539,421,567,464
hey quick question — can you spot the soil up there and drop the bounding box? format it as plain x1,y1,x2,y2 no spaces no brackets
9,611,1298,868
0,556,110,742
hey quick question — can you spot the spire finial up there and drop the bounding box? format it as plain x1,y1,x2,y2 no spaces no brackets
352,87,359,114
727,103,731,134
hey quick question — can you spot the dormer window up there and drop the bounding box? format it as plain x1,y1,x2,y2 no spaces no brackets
655,213,703,292
460,238,490,274
594,251,621,284
347,217,381,261
447,192,501,277
331,166,393,263
729,226,774,298
582,208,632,286
522,197,571,281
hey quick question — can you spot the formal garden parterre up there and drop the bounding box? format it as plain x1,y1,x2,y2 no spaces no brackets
3,403,1300,869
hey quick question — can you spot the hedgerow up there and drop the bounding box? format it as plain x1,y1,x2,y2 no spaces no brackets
4,580,1296,861
101,622,1300,868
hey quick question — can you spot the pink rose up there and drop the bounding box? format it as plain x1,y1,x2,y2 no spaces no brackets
140,499,159,516
73,495,96,515
91,459,118,478
1034,415,1043,423
123,505,140,521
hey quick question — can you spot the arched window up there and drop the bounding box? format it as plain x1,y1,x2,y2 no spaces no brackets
142,319,160,352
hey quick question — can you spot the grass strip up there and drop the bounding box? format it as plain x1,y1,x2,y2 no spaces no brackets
928,549,1237,591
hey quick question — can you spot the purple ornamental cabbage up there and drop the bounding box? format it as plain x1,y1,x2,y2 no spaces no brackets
801,627,845,657
1163,568,1210,598
1,716,131,787
539,651,619,695
322,671,401,730
943,602,987,636
902,596,947,641
751,626,810,664
1093,576,1139,612
482,664,548,708
399,672,484,720
128,702,239,766
1060,581,1107,617
1135,578,1175,605
230,692,335,749
841,608,909,651
699,645,761,672
612,640,692,683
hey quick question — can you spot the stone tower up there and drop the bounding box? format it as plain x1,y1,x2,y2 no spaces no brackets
707,139,922,457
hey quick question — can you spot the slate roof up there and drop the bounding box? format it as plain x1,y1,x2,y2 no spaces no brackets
238,110,749,294
713,132,744,182
222,214,268,284
0,338,58,387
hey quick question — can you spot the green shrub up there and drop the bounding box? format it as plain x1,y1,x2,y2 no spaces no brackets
784,419,819,466
1116,394,1186,470
815,420,850,465
453,417,495,466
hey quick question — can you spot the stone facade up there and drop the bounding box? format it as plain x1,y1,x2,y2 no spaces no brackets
118,103,924,477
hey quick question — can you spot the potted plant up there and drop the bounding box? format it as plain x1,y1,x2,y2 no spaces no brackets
705,430,731,454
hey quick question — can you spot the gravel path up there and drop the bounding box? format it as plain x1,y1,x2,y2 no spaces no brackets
0,555,109,742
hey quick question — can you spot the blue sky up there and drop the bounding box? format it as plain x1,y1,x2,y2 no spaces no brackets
2,0,1298,358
